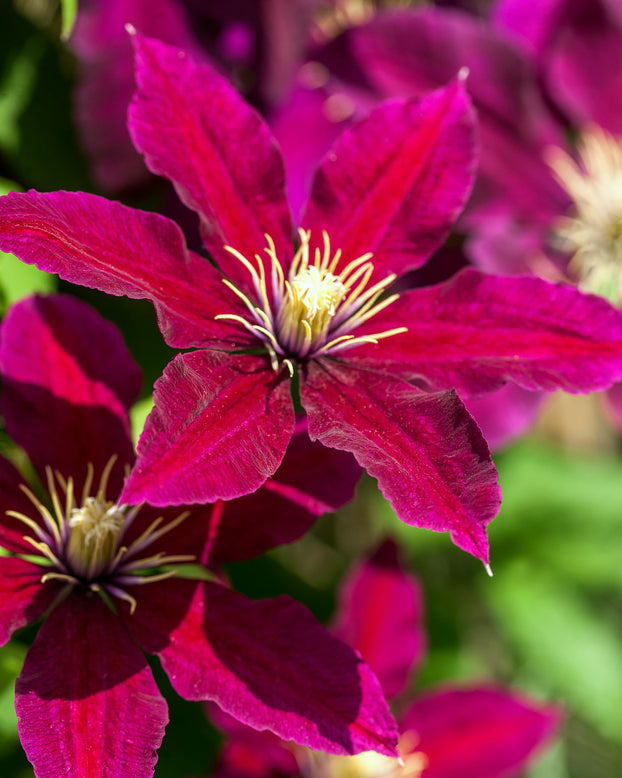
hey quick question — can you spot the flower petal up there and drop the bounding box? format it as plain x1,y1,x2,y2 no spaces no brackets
350,268,622,396
0,189,241,349
312,7,567,230
0,294,139,496
208,420,361,564
463,383,546,451
127,579,399,757
15,592,168,778
333,540,426,699
400,686,561,778
70,0,202,191
128,32,293,284
300,360,500,563
301,77,476,281
0,455,45,554
121,351,294,506
0,558,58,646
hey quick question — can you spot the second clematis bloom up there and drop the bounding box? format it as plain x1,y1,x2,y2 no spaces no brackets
0,294,397,778
2,32,622,565
210,540,562,778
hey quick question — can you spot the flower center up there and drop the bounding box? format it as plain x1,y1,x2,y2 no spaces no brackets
7,456,193,612
277,266,346,353
547,126,622,304
216,229,406,374
66,495,125,579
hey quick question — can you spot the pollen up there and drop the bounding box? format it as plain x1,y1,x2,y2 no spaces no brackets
277,265,346,353
6,455,193,611
216,229,406,372
66,495,125,579
547,126,622,305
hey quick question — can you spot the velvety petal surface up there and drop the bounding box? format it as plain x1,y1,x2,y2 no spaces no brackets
71,0,202,191
0,294,139,496
400,686,561,778
121,351,294,506
125,578,398,757
301,77,476,282
129,32,293,285
16,592,168,778
0,189,243,349
350,268,622,396
333,540,426,699
208,421,361,565
0,558,59,646
300,360,500,562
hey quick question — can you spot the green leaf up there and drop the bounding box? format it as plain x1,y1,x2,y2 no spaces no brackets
488,439,622,590
485,561,622,745
131,395,154,445
60,0,79,41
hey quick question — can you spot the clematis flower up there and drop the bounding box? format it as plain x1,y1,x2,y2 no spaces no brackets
210,540,561,778
70,0,323,192
479,0,622,428
2,34,622,567
0,293,398,778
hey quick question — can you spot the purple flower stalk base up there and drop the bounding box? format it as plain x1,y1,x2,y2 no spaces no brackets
0,294,398,778
2,33,622,565
212,540,561,778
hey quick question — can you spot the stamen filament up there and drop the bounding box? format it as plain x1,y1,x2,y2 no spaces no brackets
220,229,407,364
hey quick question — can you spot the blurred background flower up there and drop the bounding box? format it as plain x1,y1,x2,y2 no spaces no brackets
0,2,621,777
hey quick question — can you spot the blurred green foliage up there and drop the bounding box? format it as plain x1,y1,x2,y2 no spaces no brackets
0,2,620,777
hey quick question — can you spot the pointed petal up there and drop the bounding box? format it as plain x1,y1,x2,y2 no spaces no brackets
300,360,500,562
0,189,242,349
127,579,399,757
209,421,361,564
15,593,168,778
121,351,294,506
350,269,622,396
0,294,138,496
313,7,567,229
129,32,293,285
333,540,426,699
70,0,203,191
0,558,59,646
301,77,476,281
400,686,561,778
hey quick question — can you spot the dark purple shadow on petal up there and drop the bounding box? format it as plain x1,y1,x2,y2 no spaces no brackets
128,580,397,756
16,591,168,778
0,455,47,554
198,583,395,755
0,294,142,410
209,424,361,565
1,384,134,503
16,590,155,698
0,558,62,647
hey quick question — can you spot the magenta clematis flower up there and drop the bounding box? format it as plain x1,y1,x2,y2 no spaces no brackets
2,34,622,567
70,0,322,192
0,294,398,778
210,540,561,778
